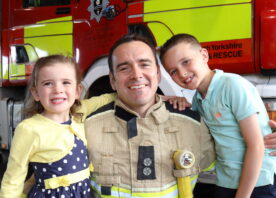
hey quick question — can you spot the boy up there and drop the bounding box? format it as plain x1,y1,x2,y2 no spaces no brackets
160,33,276,198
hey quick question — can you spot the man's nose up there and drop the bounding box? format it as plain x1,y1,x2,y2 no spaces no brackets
131,65,143,79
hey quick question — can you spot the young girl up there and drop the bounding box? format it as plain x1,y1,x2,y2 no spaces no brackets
0,55,115,198
160,34,276,198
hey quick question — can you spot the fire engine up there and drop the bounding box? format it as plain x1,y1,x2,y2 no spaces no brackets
0,0,276,177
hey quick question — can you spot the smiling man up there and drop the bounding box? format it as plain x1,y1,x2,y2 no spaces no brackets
108,35,160,117
85,34,215,198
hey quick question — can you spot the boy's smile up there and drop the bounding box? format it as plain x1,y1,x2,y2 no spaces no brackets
162,42,212,96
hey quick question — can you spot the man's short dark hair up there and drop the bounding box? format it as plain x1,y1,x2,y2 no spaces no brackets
108,34,158,74
159,33,201,64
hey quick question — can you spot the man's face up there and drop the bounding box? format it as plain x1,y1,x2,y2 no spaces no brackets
110,41,161,115
162,42,209,91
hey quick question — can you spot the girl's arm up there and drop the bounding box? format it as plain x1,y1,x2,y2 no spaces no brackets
79,93,116,117
235,114,264,198
80,93,191,118
0,122,36,198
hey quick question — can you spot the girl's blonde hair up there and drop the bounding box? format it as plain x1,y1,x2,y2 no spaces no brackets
24,54,83,118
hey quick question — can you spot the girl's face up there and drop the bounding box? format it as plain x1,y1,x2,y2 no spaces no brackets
31,63,82,122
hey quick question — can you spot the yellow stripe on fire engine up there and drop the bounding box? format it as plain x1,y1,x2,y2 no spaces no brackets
24,16,72,37
37,16,72,23
24,16,73,58
24,35,72,56
9,63,25,80
143,1,251,46
143,0,251,13
8,16,74,80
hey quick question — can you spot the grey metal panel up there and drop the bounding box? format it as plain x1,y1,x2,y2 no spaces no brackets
0,98,24,150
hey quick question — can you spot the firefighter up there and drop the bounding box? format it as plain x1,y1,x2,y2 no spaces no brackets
85,34,215,198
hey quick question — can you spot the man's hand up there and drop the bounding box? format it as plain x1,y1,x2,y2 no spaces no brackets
264,120,276,156
161,95,191,111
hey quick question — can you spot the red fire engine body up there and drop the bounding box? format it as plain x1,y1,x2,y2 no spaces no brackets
0,0,276,176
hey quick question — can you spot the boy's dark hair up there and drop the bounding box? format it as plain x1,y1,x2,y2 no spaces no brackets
108,34,159,74
24,54,83,118
159,33,202,64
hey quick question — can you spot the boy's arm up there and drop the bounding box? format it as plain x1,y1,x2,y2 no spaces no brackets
235,114,264,198
161,95,191,110
79,93,116,117
264,120,276,155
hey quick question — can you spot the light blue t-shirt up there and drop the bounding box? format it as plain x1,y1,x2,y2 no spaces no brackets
192,69,276,189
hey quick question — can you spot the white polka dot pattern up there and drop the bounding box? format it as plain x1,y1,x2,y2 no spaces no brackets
28,136,90,197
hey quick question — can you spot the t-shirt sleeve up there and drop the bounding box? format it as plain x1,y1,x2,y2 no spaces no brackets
225,76,260,121
0,122,38,198
191,93,199,112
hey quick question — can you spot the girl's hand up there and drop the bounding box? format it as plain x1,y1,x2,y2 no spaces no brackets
264,120,276,155
161,95,191,111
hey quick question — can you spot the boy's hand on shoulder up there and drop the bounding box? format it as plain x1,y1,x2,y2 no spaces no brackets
161,95,191,111
264,120,276,155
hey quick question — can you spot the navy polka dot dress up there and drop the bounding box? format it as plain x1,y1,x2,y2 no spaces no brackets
27,135,91,198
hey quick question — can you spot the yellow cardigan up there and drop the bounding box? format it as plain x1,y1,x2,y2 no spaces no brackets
0,93,115,198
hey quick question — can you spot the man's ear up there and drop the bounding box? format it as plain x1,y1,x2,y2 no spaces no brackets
157,66,161,84
31,87,40,101
109,72,116,91
201,48,209,63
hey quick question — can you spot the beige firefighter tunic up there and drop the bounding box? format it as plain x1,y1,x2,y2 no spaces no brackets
85,95,215,197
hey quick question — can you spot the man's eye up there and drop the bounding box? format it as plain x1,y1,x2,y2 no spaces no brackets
118,66,128,72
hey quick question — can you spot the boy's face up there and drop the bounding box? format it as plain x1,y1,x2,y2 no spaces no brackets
162,42,209,91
